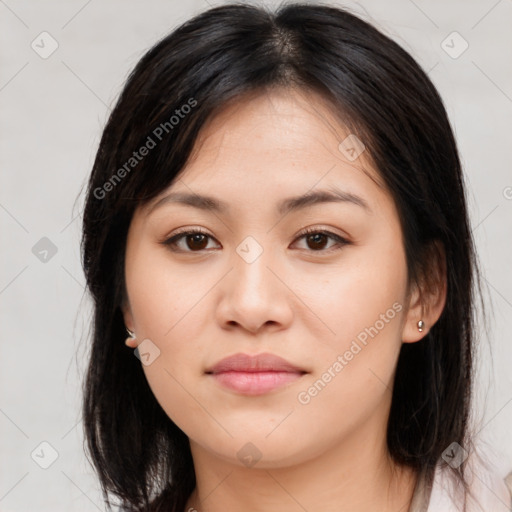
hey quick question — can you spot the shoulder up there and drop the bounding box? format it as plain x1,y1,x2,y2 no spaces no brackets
426,452,512,512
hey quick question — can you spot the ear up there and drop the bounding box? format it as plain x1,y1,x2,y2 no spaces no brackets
121,300,138,349
402,240,447,343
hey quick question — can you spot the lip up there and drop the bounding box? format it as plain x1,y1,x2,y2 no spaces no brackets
206,352,306,374
206,353,307,396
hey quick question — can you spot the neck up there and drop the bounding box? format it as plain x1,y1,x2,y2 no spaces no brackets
184,421,418,512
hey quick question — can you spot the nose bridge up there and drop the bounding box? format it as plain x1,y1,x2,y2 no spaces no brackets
232,234,273,299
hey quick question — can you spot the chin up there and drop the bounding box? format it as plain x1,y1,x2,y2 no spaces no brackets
192,430,318,470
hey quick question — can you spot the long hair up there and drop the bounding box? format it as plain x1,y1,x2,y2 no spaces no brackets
81,3,480,510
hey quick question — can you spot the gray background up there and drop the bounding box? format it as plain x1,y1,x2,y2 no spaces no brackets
1,0,511,510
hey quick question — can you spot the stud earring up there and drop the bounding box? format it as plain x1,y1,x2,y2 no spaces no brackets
125,328,136,347
417,320,425,332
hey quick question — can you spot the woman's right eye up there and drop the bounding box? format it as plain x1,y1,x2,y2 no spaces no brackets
161,229,220,252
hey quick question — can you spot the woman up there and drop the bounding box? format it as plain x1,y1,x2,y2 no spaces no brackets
80,2,512,511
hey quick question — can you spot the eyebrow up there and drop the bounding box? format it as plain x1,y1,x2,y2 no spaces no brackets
148,187,371,216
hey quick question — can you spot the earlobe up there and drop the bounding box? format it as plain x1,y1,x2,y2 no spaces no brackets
402,241,447,343
402,287,446,343
401,285,427,343
125,328,138,348
121,302,138,348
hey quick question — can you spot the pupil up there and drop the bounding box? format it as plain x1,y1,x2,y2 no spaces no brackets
308,233,326,250
188,234,206,250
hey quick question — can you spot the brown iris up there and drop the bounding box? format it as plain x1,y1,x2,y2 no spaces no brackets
305,233,329,251
186,233,209,251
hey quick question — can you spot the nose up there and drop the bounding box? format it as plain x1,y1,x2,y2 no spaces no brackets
215,241,293,334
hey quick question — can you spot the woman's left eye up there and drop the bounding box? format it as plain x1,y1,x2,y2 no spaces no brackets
161,227,349,253
294,228,349,252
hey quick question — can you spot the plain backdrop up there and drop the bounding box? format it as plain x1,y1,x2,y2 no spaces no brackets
1,0,511,510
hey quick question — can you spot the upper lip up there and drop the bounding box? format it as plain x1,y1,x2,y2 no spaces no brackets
206,352,307,374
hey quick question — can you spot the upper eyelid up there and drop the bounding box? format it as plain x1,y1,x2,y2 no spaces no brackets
165,226,346,241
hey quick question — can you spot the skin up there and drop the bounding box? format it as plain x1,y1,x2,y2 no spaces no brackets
122,87,446,512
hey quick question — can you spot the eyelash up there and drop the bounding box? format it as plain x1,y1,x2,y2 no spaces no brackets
161,226,350,254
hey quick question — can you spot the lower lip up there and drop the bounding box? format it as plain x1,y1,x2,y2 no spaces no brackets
209,371,304,395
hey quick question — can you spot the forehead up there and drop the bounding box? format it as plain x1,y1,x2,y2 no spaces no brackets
144,87,388,217
187,87,373,170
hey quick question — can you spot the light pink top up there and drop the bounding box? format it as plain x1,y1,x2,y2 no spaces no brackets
410,455,512,511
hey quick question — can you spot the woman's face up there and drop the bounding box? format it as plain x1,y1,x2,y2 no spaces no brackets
123,88,425,469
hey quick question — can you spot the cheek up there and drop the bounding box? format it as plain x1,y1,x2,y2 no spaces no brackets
125,246,217,428
294,233,407,403
126,245,198,337
302,233,407,352
292,264,406,444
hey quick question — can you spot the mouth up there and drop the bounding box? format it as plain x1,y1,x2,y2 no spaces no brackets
205,352,308,396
